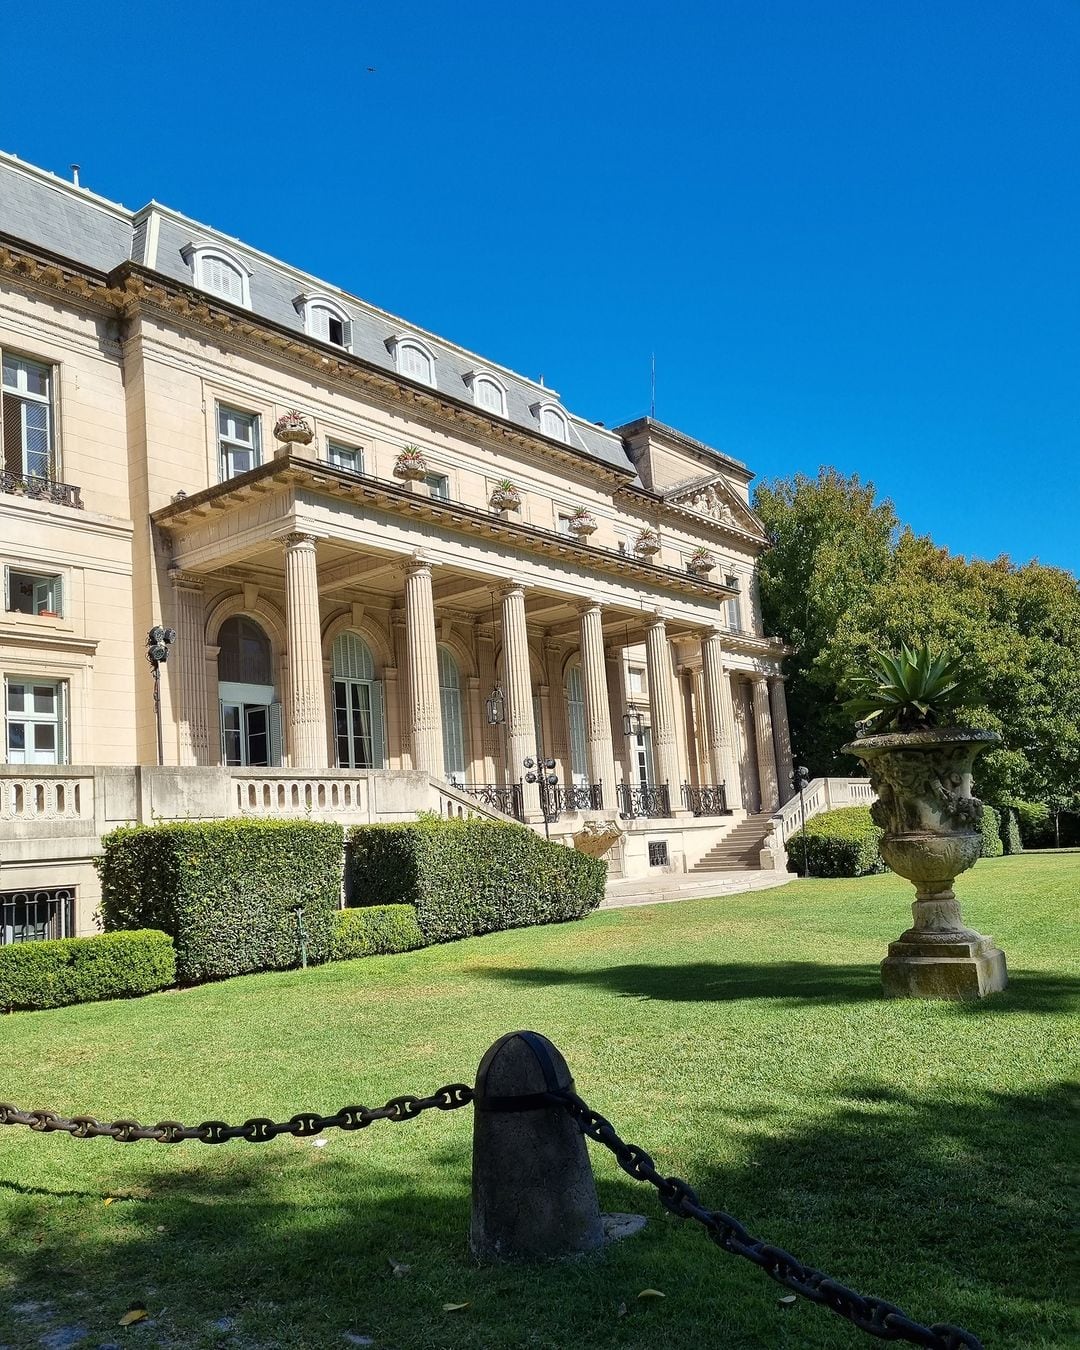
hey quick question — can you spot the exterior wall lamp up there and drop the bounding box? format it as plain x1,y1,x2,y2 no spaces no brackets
146,624,176,767
485,683,506,726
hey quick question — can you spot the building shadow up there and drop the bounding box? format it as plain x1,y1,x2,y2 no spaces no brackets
0,1081,1072,1348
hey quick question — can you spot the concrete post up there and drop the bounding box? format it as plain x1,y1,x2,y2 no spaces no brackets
168,569,210,766
578,602,617,811
283,533,328,769
404,559,443,776
470,1030,604,1262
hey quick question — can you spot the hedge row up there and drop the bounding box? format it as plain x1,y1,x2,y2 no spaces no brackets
785,805,886,877
97,820,344,982
999,806,1023,855
979,804,1004,858
347,816,606,943
0,930,175,1013
331,904,425,960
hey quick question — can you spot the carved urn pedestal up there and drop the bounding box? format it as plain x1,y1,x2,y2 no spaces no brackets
844,728,1008,1001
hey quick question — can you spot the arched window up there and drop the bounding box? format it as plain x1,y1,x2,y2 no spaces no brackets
182,243,252,307
438,644,466,785
217,616,279,766
332,632,385,769
297,293,352,349
533,401,570,444
565,661,588,786
388,336,437,388
472,373,507,417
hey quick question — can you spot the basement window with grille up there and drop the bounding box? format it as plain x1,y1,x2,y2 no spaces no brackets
1,887,75,944
648,840,669,868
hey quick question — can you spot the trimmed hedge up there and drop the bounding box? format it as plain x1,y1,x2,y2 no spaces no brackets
346,817,606,944
980,804,1004,857
786,805,886,878
331,904,425,961
97,820,343,982
999,806,1023,855
0,929,175,1013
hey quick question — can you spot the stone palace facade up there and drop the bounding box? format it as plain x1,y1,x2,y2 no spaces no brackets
0,151,794,941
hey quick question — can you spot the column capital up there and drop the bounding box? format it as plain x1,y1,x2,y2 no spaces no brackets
405,554,436,577
282,530,320,552
498,579,530,598
575,597,606,615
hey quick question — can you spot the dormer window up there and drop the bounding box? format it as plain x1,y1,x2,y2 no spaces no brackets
182,243,252,308
464,369,508,418
532,401,569,444
296,294,352,350
387,335,437,388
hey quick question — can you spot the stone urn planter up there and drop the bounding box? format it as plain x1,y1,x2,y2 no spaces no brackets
632,529,661,558
567,509,597,538
489,482,522,514
393,446,429,483
687,548,716,576
273,411,314,446
844,727,1007,1000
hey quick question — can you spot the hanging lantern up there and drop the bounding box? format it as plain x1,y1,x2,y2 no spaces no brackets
485,683,506,726
622,709,645,737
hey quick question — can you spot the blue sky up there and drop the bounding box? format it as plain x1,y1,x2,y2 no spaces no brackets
2,1,1077,570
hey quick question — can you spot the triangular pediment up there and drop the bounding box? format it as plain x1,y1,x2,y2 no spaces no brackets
664,473,766,538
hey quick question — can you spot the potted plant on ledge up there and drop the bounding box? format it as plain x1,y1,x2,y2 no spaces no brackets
632,527,661,558
394,445,429,483
567,507,598,537
687,546,716,575
273,410,314,446
489,479,522,514
842,642,1007,1001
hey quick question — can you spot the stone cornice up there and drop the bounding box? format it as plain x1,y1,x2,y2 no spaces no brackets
152,454,740,605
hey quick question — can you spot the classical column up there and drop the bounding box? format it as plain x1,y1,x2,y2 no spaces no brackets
645,615,684,813
751,675,780,813
404,559,443,776
169,569,210,766
770,676,794,803
501,583,540,818
701,629,741,807
283,533,327,769
578,602,617,811
477,630,499,783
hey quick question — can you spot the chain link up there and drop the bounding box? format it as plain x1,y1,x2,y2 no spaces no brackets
0,1083,473,1146
550,1088,983,1350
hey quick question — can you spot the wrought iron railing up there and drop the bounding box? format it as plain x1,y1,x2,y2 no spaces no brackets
681,783,730,817
617,782,672,819
552,783,602,813
0,471,83,509
1,887,75,945
462,783,525,821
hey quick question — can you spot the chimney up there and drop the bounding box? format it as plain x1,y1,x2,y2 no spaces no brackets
70,164,81,187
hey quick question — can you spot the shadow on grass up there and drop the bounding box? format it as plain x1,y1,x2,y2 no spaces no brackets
471,960,1080,1012
0,1081,1073,1349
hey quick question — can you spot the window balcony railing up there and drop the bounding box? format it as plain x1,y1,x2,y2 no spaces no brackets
616,782,672,820
1,471,83,510
681,783,731,817
462,782,525,821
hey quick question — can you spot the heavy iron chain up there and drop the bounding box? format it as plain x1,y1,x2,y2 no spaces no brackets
0,1084,474,1145
549,1088,983,1350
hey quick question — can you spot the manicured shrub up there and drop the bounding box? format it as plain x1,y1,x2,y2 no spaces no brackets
785,805,885,878
980,804,1004,857
346,817,606,944
331,904,425,961
97,820,343,982
998,806,1023,855
0,929,175,1013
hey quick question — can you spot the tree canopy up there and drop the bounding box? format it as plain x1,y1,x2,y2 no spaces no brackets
753,469,1080,807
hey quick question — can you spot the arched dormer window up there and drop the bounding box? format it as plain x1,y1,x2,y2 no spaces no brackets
386,335,437,388
181,242,252,308
295,293,352,350
531,400,570,444
465,369,508,418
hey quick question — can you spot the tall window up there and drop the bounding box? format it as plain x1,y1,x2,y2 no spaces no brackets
2,353,54,481
332,632,385,770
565,661,588,786
426,472,450,501
217,616,279,766
6,679,66,764
327,440,363,474
725,574,741,631
438,645,466,784
218,405,261,480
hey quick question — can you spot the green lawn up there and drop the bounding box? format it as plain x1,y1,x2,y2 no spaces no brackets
1,855,1077,1350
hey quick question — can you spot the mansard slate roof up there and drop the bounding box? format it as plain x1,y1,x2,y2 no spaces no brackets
0,151,738,484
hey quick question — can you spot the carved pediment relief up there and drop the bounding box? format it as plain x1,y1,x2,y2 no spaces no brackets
665,474,765,537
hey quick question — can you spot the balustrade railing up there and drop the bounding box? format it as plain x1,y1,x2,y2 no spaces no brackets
232,771,368,817
1,471,83,509
617,782,672,819
462,783,525,822
1,773,92,822
681,783,729,817
552,783,602,814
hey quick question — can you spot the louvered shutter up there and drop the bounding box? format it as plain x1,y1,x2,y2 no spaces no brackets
268,702,284,766
370,681,386,769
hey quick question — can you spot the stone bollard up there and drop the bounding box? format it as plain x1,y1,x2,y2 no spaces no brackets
470,1030,605,1262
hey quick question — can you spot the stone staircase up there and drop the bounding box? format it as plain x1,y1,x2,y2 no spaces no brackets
690,811,775,872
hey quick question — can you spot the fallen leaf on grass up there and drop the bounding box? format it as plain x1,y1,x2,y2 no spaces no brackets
387,1259,411,1278
778,1294,798,1307
442,1303,470,1312
118,1305,148,1326
637,1289,665,1300
103,1197,115,1206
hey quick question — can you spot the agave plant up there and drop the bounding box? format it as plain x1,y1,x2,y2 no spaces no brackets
844,642,967,735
